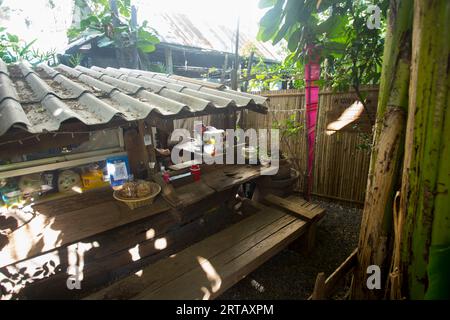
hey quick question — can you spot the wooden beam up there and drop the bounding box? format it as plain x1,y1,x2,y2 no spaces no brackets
311,272,326,300
0,132,90,159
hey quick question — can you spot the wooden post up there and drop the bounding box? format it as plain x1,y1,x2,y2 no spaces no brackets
221,54,229,84
231,18,240,90
146,124,158,176
311,272,326,300
123,122,149,178
165,47,174,74
351,0,412,300
243,51,254,92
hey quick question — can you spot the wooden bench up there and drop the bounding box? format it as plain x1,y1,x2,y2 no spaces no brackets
86,195,325,300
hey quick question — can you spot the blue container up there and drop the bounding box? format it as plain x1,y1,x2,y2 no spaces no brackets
106,155,131,188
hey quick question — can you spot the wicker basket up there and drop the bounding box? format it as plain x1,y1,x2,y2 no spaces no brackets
113,182,161,210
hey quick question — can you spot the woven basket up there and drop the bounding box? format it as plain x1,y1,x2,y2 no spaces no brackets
113,182,161,210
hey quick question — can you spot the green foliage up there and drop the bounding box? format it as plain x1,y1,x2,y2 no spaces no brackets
256,0,387,93
68,0,159,54
248,54,305,91
272,114,303,137
0,27,56,65
272,113,304,160
68,53,84,67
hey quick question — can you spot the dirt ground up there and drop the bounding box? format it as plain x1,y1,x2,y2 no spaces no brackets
219,198,363,300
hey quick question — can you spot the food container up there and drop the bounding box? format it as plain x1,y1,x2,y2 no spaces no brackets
81,169,109,190
113,181,161,210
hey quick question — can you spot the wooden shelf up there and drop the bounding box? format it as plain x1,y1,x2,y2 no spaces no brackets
0,149,126,179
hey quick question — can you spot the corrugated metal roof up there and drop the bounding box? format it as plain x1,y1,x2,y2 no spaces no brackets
65,12,284,62
148,12,283,61
0,60,267,137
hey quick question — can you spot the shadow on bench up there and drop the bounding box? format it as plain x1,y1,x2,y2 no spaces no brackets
86,195,325,300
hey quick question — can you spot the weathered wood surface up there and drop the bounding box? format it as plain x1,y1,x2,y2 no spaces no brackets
309,248,357,300
0,189,171,269
202,165,261,192
0,164,265,299
263,194,324,221
86,201,308,300
0,187,249,299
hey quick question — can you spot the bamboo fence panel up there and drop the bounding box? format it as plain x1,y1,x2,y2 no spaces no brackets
244,87,378,204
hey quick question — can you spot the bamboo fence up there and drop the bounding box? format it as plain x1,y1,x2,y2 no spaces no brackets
244,87,379,204
172,87,378,204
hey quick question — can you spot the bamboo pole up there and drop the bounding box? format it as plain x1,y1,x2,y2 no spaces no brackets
351,0,413,299
397,0,450,300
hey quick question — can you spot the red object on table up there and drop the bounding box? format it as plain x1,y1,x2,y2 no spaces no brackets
190,165,201,181
162,170,170,183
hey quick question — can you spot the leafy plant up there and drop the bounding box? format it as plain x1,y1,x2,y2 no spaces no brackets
248,54,305,91
256,0,387,116
0,27,56,65
68,0,159,54
68,52,84,67
272,114,304,163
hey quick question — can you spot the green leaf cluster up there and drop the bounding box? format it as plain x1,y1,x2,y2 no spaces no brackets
0,27,56,65
68,0,160,54
256,0,388,92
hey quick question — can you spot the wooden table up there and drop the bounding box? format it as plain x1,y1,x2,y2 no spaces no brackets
169,164,262,207
0,188,171,269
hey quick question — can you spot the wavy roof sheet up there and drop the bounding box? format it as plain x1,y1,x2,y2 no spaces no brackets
0,61,267,136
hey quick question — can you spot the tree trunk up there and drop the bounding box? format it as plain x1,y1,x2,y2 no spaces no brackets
351,0,413,299
399,0,450,300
